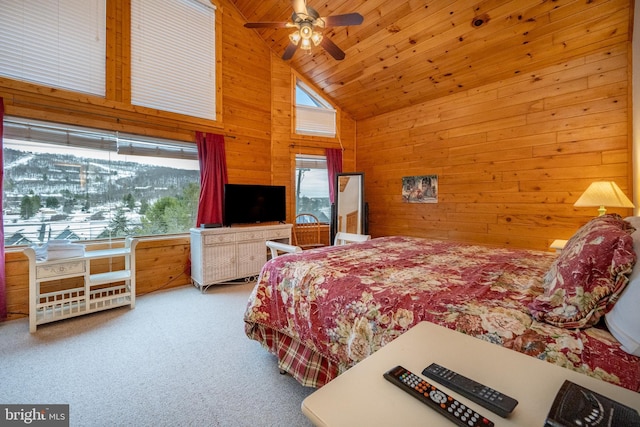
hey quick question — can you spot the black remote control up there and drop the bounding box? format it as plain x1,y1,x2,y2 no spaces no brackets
422,363,518,418
383,365,494,427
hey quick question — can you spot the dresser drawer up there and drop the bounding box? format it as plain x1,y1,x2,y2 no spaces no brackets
36,260,86,279
235,230,265,241
204,233,236,245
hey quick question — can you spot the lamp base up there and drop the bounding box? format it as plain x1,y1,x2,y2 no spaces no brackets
598,206,607,216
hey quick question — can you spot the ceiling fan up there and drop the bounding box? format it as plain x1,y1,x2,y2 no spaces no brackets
244,0,363,61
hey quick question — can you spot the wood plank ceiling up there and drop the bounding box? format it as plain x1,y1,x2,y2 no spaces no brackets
230,0,631,121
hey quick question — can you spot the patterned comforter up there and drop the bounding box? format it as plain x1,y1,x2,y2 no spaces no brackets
243,236,640,391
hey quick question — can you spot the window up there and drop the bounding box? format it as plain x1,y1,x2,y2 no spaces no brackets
0,0,106,96
295,155,330,222
3,118,200,246
294,79,336,137
131,0,217,120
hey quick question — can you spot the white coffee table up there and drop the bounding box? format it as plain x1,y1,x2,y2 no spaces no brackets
301,322,640,426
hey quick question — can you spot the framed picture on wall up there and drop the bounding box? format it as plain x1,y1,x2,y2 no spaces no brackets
402,175,438,203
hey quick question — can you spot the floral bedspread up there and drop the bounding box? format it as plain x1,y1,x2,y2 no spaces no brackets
243,236,640,391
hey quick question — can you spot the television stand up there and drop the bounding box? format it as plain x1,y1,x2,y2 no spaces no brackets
189,223,292,292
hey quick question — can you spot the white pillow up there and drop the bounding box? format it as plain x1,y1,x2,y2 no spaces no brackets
604,217,640,356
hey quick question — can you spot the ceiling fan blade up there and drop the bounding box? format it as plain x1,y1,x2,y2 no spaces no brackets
282,42,298,61
244,22,291,29
320,37,345,60
322,13,364,27
292,0,307,16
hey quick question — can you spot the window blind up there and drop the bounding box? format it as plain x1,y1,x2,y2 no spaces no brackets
4,117,197,161
0,0,106,96
131,0,216,120
296,155,327,169
4,118,116,151
296,106,336,137
117,134,197,160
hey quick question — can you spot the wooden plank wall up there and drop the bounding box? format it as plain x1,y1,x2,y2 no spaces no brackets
1,0,354,320
357,43,633,251
269,58,357,196
269,56,356,246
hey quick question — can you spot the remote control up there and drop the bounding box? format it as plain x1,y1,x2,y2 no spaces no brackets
422,363,518,418
383,365,494,427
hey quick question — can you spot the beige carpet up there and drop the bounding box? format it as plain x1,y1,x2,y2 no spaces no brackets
0,282,315,426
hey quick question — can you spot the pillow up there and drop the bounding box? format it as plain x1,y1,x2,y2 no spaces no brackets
528,214,636,328
605,217,640,356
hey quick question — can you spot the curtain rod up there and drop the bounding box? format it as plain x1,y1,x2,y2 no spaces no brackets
289,143,343,150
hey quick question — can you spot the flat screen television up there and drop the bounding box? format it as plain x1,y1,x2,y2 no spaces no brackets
223,184,286,226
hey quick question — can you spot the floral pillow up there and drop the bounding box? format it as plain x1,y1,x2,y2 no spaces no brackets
528,214,636,328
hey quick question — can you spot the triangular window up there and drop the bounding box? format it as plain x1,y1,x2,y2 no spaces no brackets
294,79,336,137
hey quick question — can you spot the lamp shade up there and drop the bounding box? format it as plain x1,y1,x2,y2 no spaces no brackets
574,181,634,216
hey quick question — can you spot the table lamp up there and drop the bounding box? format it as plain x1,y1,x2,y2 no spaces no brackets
574,181,634,216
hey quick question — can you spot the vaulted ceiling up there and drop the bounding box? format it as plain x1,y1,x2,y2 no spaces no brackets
230,0,632,121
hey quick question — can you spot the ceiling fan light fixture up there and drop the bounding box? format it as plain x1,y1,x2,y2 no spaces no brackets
300,22,313,39
244,3,363,61
311,31,323,46
289,31,301,45
300,37,312,50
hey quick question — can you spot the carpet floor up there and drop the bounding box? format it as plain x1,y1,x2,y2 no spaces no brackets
0,282,315,426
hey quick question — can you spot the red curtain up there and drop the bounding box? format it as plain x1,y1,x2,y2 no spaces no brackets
326,148,343,204
195,132,228,226
0,98,6,320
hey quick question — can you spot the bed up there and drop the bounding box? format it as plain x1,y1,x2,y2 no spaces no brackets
243,214,640,392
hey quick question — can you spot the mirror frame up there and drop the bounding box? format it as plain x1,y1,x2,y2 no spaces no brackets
332,172,366,242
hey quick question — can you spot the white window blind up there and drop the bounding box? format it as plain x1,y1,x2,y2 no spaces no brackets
295,79,336,137
131,0,216,120
4,118,116,151
0,0,106,96
117,134,197,160
4,117,197,160
296,105,336,137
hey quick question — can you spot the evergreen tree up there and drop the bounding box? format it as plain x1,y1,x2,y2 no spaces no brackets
136,183,199,235
20,193,41,219
45,197,59,208
100,206,131,238
123,193,135,211
139,199,149,215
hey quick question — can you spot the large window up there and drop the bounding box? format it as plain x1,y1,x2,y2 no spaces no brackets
295,155,330,222
0,0,106,96
131,0,217,120
3,118,200,246
294,79,336,137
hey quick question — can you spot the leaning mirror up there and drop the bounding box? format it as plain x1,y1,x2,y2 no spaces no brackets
333,172,365,239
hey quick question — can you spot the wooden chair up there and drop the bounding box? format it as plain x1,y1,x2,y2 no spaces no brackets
266,240,302,258
293,213,326,250
334,232,371,246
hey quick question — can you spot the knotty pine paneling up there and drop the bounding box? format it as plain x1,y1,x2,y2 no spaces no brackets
231,0,635,123
269,57,356,223
357,44,633,251
1,0,355,321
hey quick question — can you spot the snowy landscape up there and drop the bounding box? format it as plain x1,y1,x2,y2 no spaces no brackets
3,146,199,246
